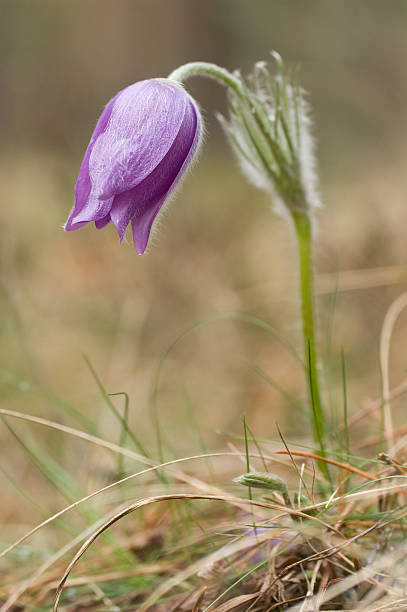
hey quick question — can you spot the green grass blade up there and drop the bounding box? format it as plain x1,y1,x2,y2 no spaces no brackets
341,347,350,459
83,355,149,458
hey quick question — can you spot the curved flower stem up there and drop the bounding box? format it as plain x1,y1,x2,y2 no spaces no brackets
170,60,330,482
292,211,330,483
168,62,243,96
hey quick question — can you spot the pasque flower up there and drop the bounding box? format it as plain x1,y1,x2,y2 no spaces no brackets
65,79,202,254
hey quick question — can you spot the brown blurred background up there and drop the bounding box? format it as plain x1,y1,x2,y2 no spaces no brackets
1,0,407,524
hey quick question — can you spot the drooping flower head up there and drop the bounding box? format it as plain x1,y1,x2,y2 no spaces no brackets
65,79,202,254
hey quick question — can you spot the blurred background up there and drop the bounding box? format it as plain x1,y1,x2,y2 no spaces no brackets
1,0,407,529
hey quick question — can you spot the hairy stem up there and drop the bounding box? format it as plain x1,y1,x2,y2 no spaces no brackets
293,211,330,481
168,61,242,96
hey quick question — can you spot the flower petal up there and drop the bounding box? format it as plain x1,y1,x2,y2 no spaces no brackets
131,197,164,254
88,80,189,200
109,191,140,242
109,96,200,251
68,193,114,227
65,91,121,230
95,214,111,229
131,98,202,254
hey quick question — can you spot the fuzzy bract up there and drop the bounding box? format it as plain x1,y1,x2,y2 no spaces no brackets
218,56,320,217
65,79,202,254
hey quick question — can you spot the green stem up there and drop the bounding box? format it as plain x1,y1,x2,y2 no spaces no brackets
293,211,330,481
168,62,243,96
170,60,330,482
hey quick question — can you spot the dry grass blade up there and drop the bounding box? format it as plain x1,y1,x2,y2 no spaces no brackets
379,292,407,452
273,450,374,481
52,493,275,611
276,424,310,498
210,592,259,611
0,407,147,462
316,264,407,295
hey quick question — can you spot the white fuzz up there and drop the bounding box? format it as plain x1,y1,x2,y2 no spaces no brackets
219,58,321,221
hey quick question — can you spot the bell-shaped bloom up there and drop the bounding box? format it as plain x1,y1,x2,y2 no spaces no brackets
65,79,202,254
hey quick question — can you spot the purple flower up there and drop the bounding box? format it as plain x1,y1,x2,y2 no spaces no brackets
65,79,202,254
